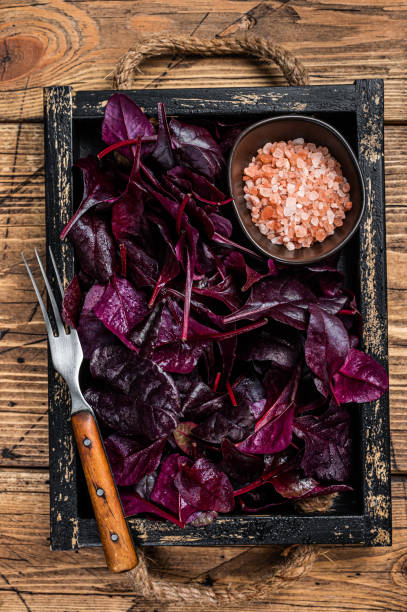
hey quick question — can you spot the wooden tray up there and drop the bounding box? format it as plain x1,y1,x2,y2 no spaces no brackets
44,79,391,550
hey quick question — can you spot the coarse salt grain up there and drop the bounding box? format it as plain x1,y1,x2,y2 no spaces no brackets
243,139,352,250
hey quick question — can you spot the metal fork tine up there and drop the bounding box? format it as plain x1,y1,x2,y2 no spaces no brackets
21,252,53,336
48,246,64,298
34,248,65,334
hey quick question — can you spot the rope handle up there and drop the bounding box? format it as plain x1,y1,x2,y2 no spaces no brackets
113,34,309,89
112,35,324,603
128,542,321,604
126,494,335,603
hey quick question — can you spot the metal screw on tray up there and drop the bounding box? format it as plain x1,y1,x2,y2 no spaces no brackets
21,248,138,574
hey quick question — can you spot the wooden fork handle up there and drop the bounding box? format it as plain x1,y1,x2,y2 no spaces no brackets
72,410,138,573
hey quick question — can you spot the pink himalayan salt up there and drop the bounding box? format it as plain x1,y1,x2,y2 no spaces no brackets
242,139,352,250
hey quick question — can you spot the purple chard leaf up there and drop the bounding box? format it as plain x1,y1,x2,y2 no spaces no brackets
102,93,156,160
104,434,166,486
62,275,82,328
236,364,301,455
294,403,352,482
87,346,181,440
93,275,148,346
332,348,389,403
224,276,315,330
305,304,350,396
169,118,224,180
221,438,264,484
174,458,235,513
61,156,120,239
68,212,118,283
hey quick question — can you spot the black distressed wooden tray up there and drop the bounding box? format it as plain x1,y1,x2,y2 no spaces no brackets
44,79,391,550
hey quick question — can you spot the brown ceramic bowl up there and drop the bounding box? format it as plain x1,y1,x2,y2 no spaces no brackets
228,115,365,265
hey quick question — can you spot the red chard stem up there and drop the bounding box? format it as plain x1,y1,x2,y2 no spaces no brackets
176,194,191,235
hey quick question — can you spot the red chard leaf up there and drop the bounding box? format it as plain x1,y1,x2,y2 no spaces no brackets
150,102,176,169
169,118,224,180
192,399,254,444
94,276,148,343
87,347,181,439
62,275,82,328
305,304,350,389
182,507,218,526
217,335,237,384
104,434,166,486
151,454,189,515
120,491,184,526
152,337,209,374
238,326,300,370
224,276,315,329
236,364,301,455
122,240,159,289
332,348,389,403
294,403,352,482
102,93,155,160
173,422,198,456
271,468,351,500
61,156,119,239
69,212,117,283
209,213,233,239
77,311,116,359
111,186,144,241
224,251,278,292
174,458,235,513
167,166,225,202
192,275,241,311
221,438,264,484
182,381,226,421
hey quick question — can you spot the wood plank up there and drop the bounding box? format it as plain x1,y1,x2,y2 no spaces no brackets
384,123,407,473
0,1,407,121
0,468,406,610
386,203,407,474
384,126,407,208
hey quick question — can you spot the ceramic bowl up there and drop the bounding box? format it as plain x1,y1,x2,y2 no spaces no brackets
228,114,365,265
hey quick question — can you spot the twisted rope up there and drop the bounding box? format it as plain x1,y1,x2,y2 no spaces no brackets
113,34,309,89
123,494,336,604
127,543,319,605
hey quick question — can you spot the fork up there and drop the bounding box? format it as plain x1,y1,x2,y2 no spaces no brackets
22,248,138,573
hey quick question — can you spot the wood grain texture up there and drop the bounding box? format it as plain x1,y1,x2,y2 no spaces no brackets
355,79,390,544
43,86,81,554
0,1,406,605
72,410,138,573
0,469,407,610
0,1,407,121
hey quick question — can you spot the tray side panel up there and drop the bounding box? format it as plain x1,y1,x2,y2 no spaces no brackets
356,79,391,545
73,85,356,118
44,86,79,550
78,515,367,547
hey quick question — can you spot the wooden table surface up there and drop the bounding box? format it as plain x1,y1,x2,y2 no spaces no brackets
1,1,407,610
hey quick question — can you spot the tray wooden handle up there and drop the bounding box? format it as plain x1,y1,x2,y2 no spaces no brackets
72,410,138,573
